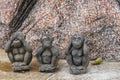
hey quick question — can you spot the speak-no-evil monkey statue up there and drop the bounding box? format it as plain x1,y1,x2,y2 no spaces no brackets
5,32,32,72
65,34,89,75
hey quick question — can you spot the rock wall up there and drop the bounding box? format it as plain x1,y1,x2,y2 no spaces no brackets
0,0,120,61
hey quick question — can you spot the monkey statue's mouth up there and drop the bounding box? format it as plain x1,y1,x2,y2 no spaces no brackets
44,45,51,48
72,41,82,48
73,44,82,49
42,41,52,48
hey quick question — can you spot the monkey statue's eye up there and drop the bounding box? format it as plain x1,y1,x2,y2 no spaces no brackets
43,37,51,41
73,37,76,40
78,37,81,40
47,37,50,40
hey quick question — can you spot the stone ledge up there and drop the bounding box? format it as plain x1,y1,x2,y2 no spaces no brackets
0,60,120,80
0,49,120,80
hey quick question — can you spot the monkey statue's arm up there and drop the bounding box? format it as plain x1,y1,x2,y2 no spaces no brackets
83,38,89,56
5,32,19,52
5,40,12,53
51,47,59,66
8,52,15,63
65,43,73,66
5,35,16,63
35,47,43,65
23,41,33,65
82,43,89,67
24,52,32,65
23,40,32,53
65,42,72,55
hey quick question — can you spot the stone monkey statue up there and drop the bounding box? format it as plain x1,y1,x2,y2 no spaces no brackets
35,34,59,72
5,32,32,72
65,34,89,74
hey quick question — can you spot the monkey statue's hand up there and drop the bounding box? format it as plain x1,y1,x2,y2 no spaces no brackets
71,65,85,70
40,64,47,69
77,66,85,70
12,62,20,67
47,64,55,70
10,36,16,42
12,62,26,67
19,62,26,66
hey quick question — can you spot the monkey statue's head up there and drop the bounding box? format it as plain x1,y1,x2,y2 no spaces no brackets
10,32,25,48
71,34,84,49
11,32,26,41
41,34,53,48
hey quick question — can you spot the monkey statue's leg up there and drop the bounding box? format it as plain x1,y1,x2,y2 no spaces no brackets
24,52,32,65
5,41,12,52
66,55,73,66
8,52,15,63
83,44,89,67
51,48,59,67
38,56,43,66
35,47,44,65
51,56,57,66
82,56,89,68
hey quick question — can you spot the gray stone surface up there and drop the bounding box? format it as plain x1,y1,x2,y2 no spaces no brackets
5,32,33,72
65,34,89,74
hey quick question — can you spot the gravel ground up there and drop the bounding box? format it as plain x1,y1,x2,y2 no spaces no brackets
0,49,120,80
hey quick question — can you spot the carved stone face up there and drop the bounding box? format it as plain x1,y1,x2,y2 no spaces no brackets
12,39,22,48
42,50,52,64
17,33,25,41
42,35,53,48
71,34,84,49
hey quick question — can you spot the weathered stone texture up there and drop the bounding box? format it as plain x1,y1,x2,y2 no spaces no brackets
0,0,120,61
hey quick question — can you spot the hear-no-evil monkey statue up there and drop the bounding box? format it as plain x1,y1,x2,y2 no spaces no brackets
65,34,89,75
35,34,59,72
5,32,32,72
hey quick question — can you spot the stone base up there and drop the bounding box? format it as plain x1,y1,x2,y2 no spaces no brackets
12,62,30,72
40,64,56,72
70,66,87,75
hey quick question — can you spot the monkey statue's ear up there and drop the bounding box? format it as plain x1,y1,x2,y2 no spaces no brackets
51,36,54,42
10,34,16,41
84,37,87,44
40,38,43,43
24,35,26,39
41,35,44,43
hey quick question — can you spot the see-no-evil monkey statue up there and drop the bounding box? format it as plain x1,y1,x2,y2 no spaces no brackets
65,34,89,75
5,32,32,72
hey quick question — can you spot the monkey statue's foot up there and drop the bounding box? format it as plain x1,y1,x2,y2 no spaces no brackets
70,66,87,75
12,62,30,72
40,64,56,72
